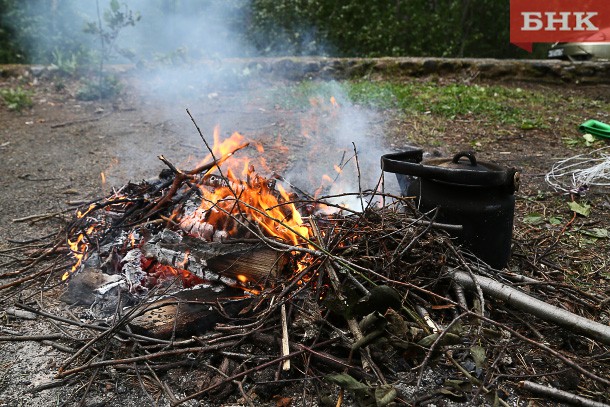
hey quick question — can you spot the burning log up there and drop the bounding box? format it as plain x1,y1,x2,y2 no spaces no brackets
141,230,288,285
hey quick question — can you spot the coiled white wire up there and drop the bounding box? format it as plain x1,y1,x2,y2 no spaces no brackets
545,146,610,194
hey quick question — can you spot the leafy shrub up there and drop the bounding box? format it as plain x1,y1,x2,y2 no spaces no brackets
0,87,33,111
76,74,122,101
246,0,524,58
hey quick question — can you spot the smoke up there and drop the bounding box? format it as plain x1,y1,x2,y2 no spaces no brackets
11,1,391,205
281,81,388,208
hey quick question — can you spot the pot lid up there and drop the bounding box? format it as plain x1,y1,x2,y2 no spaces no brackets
426,152,504,173
381,149,520,192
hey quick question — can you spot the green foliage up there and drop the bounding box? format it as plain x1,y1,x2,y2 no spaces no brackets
0,0,94,64
0,0,528,64
51,48,80,76
247,0,524,58
78,1,140,101
0,87,33,111
76,74,122,101
83,0,140,64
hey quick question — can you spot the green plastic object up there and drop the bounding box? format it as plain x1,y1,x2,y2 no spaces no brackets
579,119,610,139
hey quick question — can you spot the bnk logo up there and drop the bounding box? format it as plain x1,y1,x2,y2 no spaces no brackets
510,0,610,51
521,12,598,31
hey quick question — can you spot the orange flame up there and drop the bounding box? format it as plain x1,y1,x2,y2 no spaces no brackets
330,96,339,108
180,133,310,247
64,127,314,287
62,224,97,281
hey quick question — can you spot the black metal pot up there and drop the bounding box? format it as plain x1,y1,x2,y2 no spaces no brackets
381,147,520,269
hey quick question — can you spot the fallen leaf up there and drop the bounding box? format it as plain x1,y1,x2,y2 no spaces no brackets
580,228,608,239
374,385,397,406
523,213,544,225
568,201,591,217
583,133,596,143
273,395,292,407
418,332,461,347
326,373,369,391
470,345,486,369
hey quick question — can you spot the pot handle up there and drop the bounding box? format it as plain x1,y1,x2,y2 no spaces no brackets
452,151,477,166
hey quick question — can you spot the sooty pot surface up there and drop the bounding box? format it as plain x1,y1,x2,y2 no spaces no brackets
381,148,520,269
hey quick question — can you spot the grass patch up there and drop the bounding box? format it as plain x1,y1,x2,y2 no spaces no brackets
274,80,567,129
0,87,33,111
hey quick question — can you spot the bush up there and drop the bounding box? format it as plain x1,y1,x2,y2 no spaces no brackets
0,87,33,111
76,74,122,101
246,0,524,58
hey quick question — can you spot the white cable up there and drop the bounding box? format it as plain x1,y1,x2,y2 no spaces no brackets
545,146,610,194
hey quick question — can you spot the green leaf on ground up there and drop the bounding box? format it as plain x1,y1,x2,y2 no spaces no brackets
580,228,608,239
583,133,596,146
375,385,398,406
523,213,544,225
470,345,486,369
568,201,591,217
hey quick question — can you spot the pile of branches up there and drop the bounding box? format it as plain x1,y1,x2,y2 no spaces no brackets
2,138,610,407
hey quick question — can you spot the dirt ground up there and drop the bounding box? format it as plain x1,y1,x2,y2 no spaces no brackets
0,64,609,406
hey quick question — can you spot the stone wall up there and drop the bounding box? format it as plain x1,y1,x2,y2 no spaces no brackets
242,57,610,84
2,57,609,83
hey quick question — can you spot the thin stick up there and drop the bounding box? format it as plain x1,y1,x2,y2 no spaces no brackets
13,303,175,345
280,303,291,371
56,341,240,378
12,210,69,223
50,112,111,128
0,334,63,341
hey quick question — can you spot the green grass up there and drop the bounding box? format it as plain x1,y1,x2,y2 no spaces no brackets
274,80,565,129
0,87,33,111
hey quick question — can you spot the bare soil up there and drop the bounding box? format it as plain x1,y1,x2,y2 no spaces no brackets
0,64,609,406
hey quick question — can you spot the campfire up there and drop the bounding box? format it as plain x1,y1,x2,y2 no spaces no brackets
2,112,609,406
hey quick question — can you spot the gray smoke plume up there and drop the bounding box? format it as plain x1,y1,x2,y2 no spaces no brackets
11,1,391,204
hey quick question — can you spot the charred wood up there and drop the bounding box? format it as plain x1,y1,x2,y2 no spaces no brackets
141,230,288,284
128,286,251,339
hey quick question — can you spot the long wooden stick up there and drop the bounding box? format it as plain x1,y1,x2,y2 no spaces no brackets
453,270,610,345
519,381,610,407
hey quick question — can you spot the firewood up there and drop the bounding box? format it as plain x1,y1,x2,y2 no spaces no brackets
128,286,250,339
141,230,288,284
